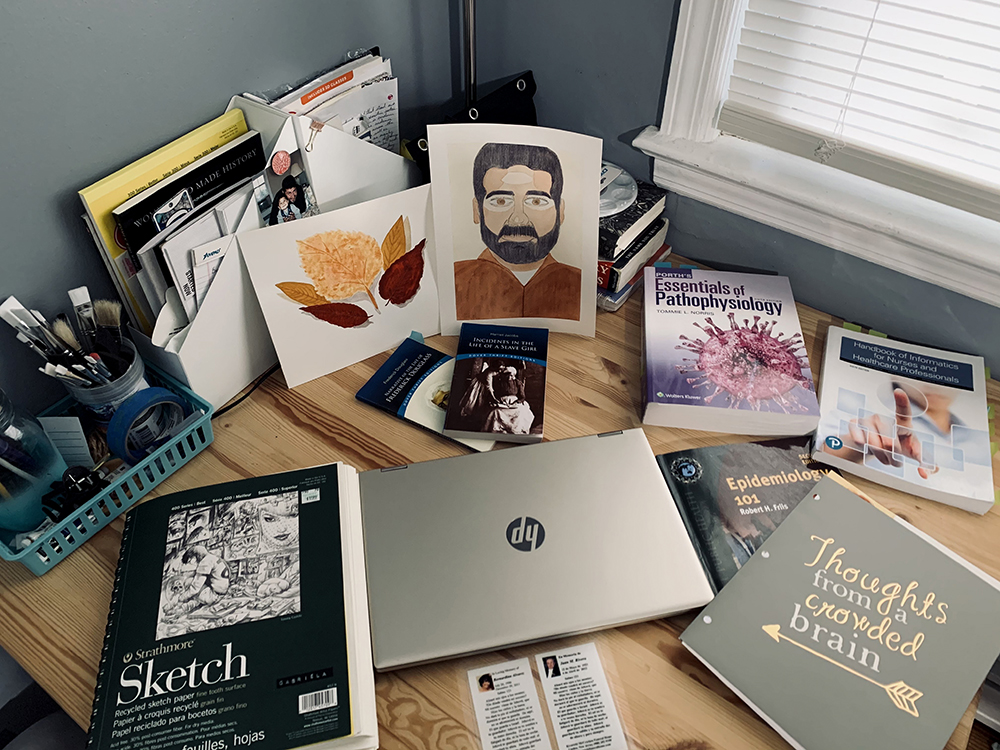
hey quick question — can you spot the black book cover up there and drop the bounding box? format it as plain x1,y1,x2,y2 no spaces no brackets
597,180,667,260
658,437,835,592
113,131,265,264
88,465,353,750
443,322,548,443
599,216,667,291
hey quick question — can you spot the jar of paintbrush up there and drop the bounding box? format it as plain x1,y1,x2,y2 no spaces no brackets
0,294,149,428
55,299,149,427
0,387,68,532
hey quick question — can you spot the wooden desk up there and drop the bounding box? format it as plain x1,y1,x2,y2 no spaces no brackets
0,271,997,750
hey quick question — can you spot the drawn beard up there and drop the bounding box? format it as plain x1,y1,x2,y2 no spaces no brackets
480,214,560,265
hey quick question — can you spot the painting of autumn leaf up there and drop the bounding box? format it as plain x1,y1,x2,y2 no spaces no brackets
380,216,407,268
239,183,440,388
300,302,370,328
276,282,329,307
297,229,384,308
380,239,426,305
276,214,427,327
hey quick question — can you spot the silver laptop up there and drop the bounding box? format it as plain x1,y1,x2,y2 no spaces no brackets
360,429,714,670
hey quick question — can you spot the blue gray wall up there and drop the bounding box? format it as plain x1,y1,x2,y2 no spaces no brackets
0,0,459,411
3,0,996,414
476,0,1000,370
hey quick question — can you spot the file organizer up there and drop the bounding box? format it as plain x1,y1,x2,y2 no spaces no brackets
133,96,423,408
0,366,213,576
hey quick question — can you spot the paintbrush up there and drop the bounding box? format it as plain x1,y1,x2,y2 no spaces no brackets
68,286,96,351
55,317,113,379
52,315,78,349
93,299,127,377
0,297,50,352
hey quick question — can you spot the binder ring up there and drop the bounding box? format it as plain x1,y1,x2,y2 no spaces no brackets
517,78,526,92
468,107,479,121
418,138,428,152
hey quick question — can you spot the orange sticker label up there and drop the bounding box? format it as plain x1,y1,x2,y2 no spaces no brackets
301,71,354,105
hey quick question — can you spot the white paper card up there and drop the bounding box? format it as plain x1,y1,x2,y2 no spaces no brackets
239,184,440,388
535,643,626,750
468,658,552,750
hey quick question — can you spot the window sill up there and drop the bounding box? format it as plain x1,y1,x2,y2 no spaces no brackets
632,127,1000,308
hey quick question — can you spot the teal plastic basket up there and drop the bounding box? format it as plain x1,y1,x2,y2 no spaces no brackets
0,365,214,575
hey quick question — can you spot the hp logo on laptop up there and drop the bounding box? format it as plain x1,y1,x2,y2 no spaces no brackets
506,516,545,552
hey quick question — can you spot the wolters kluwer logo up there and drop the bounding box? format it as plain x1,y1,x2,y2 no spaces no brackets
506,516,545,552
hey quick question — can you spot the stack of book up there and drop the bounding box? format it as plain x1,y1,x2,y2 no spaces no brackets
596,180,669,311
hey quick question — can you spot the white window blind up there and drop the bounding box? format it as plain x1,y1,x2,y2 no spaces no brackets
718,0,1000,221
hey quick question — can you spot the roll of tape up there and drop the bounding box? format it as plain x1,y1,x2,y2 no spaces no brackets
107,387,188,465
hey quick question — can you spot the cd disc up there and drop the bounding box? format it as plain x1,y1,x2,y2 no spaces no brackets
599,162,638,217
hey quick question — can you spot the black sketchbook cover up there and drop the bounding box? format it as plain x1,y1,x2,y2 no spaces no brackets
658,436,835,592
88,465,353,750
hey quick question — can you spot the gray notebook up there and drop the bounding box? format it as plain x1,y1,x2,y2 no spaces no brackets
360,429,714,669
682,476,1000,750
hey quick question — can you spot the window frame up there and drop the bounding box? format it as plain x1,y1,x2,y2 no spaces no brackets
632,0,1000,307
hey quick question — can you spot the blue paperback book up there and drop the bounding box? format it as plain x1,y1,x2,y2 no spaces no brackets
443,323,548,444
356,337,494,452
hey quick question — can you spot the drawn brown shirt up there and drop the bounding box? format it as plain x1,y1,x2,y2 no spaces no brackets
454,250,581,321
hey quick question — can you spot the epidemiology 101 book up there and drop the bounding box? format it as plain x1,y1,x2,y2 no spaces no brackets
86,464,377,750
658,436,836,593
641,266,819,436
812,326,994,514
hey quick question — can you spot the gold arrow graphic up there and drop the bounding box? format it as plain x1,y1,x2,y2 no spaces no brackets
762,624,922,717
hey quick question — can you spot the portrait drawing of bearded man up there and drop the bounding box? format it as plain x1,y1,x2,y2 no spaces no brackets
454,143,581,321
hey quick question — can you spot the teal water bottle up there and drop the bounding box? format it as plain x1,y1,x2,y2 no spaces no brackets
0,388,68,532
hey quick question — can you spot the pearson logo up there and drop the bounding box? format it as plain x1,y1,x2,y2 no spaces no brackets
506,516,545,552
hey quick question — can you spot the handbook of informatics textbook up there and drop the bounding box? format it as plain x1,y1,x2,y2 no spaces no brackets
812,326,994,514
642,266,819,436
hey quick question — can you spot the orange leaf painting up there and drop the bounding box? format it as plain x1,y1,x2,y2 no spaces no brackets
297,230,383,309
276,281,329,306
380,216,407,268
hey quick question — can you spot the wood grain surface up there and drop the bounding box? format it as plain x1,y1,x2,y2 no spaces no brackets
0,256,995,750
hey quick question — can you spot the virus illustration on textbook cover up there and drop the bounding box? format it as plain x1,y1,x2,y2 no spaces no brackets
645,267,819,417
677,312,813,412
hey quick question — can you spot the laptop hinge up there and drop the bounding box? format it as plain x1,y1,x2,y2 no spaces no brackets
596,430,624,438
380,464,409,472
